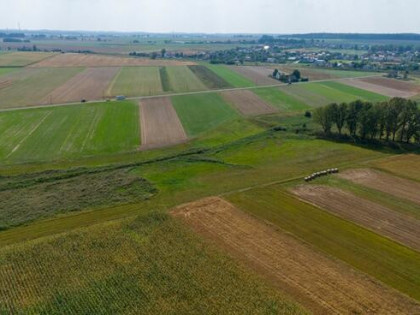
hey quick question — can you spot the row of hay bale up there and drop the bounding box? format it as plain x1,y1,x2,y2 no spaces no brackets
304,168,339,182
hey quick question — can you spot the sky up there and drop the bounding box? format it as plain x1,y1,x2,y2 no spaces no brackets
1,0,419,34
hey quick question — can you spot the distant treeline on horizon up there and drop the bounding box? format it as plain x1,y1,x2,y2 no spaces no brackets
282,33,420,41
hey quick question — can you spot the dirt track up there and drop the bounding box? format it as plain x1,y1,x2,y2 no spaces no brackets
339,169,420,205
293,185,420,251
41,67,119,103
221,90,277,115
30,53,195,67
139,97,187,149
172,197,420,314
229,66,277,85
341,78,416,98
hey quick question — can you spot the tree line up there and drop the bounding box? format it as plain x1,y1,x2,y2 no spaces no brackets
313,98,420,144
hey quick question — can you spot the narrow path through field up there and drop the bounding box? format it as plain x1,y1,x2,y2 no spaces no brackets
293,185,420,251
172,197,420,314
139,98,187,150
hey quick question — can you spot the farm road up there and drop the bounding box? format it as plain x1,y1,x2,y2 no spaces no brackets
0,73,382,113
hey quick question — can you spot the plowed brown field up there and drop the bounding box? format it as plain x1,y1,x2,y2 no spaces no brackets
339,169,420,205
41,67,119,104
172,197,420,314
139,97,187,149
341,78,416,98
293,185,420,251
221,90,277,115
30,53,196,67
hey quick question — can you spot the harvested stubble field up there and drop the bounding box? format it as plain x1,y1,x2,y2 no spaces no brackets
221,90,277,116
339,169,420,205
374,154,420,181
41,67,120,104
30,53,196,67
0,101,139,163
188,65,232,89
341,78,416,98
172,93,239,136
226,187,420,301
0,52,56,67
0,212,304,314
172,197,420,314
228,66,277,85
293,185,420,251
108,66,163,97
139,97,187,149
0,67,83,109
164,66,207,92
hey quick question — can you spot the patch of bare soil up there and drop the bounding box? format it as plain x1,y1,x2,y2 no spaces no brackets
172,197,420,314
221,90,277,115
139,97,187,150
339,169,420,206
293,185,420,251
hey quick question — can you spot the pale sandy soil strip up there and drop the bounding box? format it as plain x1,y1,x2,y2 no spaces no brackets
40,67,119,104
341,78,416,98
172,197,420,315
339,169,420,205
221,90,277,115
139,97,187,150
292,185,420,251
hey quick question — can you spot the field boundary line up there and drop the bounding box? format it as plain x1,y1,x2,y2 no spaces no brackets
0,73,383,113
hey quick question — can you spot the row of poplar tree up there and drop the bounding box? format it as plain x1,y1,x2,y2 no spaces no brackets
313,97,420,143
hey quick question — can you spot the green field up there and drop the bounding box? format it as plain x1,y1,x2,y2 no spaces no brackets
226,187,420,301
0,52,56,67
0,67,83,109
171,93,239,136
165,66,207,92
319,81,389,102
0,67,18,77
108,66,163,96
206,64,255,87
188,65,232,89
0,212,304,314
279,81,388,107
0,101,139,163
253,87,310,112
